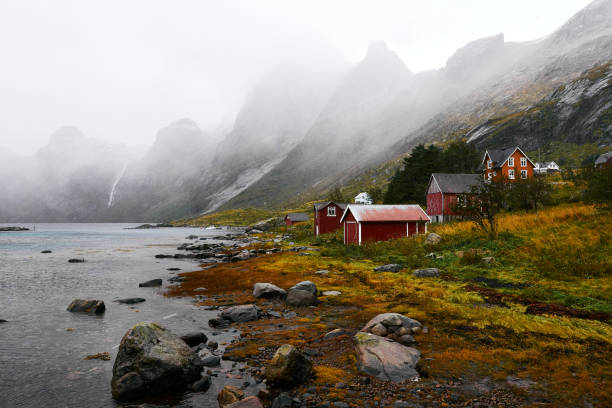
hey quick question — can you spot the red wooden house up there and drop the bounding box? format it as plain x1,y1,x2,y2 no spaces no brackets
481,147,535,182
313,201,347,237
284,213,309,226
426,173,482,223
339,205,430,245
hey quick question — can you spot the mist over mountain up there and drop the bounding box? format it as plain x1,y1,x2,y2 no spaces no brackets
1,0,611,222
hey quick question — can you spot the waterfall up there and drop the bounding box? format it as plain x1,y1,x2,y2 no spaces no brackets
107,162,128,208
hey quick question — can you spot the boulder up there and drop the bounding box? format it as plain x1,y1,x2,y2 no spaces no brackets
412,268,440,278
374,264,402,273
111,322,200,401
191,375,211,392
424,233,442,245
227,396,264,408
67,299,105,314
354,332,420,382
139,279,162,288
265,344,312,386
323,328,346,340
322,291,341,297
285,289,317,307
41,250,52,254
68,258,85,263
289,281,317,294
114,297,146,305
218,385,245,407
314,270,330,276
271,392,293,408
362,313,422,334
253,283,286,299
0,319,8,323
220,304,261,323
201,355,221,367
180,332,208,347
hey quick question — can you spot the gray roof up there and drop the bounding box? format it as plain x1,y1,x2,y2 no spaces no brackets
595,151,612,165
432,173,482,193
484,147,518,169
314,201,348,211
285,212,309,222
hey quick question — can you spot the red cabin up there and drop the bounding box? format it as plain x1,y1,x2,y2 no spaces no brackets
426,173,481,223
284,213,309,226
481,147,535,182
313,201,348,237
339,205,430,245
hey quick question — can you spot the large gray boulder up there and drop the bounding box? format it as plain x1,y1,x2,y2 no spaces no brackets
220,304,261,322
285,289,317,307
374,264,402,273
289,281,317,294
253,283,286,299
264,344,312,386
412,268,440,278
354,332,420,382
67,299,105,314
361,313,422,344
111,322,200,401
424,233,442,245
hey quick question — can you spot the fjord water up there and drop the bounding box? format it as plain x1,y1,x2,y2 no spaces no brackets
0,224,232,407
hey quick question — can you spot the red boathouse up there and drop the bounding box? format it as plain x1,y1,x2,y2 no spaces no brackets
284,213,309,226
426,173,481,223
339,205,430,245
313,201,348,237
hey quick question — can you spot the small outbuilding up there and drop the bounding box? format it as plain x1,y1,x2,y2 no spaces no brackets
354,192,373,205
594,151,612,168
534,161,561,174
426,173,482,223
284,213,309,226
339,204,430,245
313,201,348,236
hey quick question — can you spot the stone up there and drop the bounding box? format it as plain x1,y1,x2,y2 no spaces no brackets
370,323,388,337
191,375,211,392
482,256,495,264
0,319,7,323
314,269,330,276
271,392,293,408
322,291,341,297
374,264,402,273
285,289,317,307
68,258,85,263
354,332,420,382
180,332,208,347
323,328,347,340
424,233,442,245
227,396,264,408
41,250,52,253
67,299,106,314
209,317,231,328
333,402,349,408
111,322,200,401
217,385,245,407
289,281,317,294
220,304,261,323
412,268,440,278
201,355,221,367
207,340,218,350
167,276,185,283
253,283,286,299
114,297,146,304
264,344,312,386
139,279,162,287
361,313,422,335
397,334,416,346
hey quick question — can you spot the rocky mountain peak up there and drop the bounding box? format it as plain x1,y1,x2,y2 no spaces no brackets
548,0,612,46
47,126,86,145
445,33,505,80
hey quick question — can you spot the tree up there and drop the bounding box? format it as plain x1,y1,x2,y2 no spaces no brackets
510,176,553,211
369,186,384,204
581,165,612,209
453,178,512,240
328,187,346,202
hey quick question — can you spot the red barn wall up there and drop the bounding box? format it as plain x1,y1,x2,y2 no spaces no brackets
361,222,407,243
426,192,442,216
315,203,344,236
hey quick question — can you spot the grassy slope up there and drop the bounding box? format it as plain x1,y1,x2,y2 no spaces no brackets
169,203,611,406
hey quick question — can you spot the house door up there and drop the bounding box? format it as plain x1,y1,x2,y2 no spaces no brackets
345,222,358,245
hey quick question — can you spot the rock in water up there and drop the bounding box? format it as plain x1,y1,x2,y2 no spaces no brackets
412,268,440,278
227,396,264,408
285,289,317,307
111,322,200,401
354,332,420,382
114,298,146,304
220,304,261,322
0,319,7,323
68,258,85,263
374,264,402,273
41,250,52,253
424,233,442,245
253,283,286,299
138,279,162,287
264,344,312,386
180,332,208,347
67,299,106,314
217,385,245,407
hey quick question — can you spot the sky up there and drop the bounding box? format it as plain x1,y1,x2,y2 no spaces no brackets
0,0,594,155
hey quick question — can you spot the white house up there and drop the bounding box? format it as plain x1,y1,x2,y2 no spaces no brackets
534,161,560,174
354,192,373,205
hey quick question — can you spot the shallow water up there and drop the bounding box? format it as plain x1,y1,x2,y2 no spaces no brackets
0,224,250,408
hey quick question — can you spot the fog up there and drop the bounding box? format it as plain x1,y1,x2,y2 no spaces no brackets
0,0,592,154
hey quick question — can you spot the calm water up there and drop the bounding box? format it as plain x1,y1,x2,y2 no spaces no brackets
0,224,249,408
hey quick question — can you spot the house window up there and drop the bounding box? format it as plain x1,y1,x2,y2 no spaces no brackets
327,206,336,216
521,157,527,167
508,169,515,179
487,172,493,180
487,160,492,169
521,170,528,179
508,157,514,166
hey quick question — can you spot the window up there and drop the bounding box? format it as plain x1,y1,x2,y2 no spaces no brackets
509,169,515,179
508,157,514,166
521,170,528,179
487,172,493,180
327,206,336,216
487,160,492,169
456,195,466,207
521,157,527,167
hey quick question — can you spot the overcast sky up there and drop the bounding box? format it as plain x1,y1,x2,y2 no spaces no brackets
0,0,593,155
